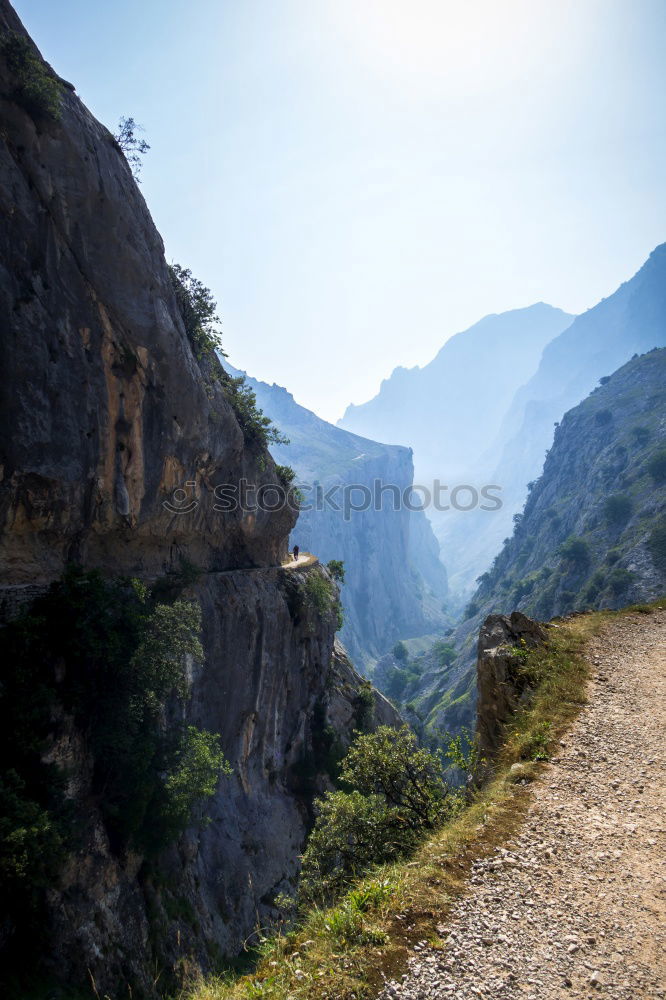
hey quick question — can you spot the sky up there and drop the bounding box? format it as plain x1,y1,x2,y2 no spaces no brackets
14,0,666,422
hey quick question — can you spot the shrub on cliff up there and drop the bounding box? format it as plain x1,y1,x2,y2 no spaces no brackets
647,448,666,485
299,726,461,903
393,640,409,662
607,567,634,597
326,559,346,583
223,373,289,448
304,572,343,631
0,568,231,889
648,519,666,574
433,639,457,667
0,31,63,119
559,535,591,570
114,115,150,180
168,263,223,357
604,493,633,526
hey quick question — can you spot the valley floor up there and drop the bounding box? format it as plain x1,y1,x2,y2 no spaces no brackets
379,611,666,1000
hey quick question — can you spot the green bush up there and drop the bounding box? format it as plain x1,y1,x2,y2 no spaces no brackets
0,569,231,862
300,726,460,903
632,426,650,447
160,727,230,843
304,572,343,631
432,640,456,667
383,666,411,700
595,409,613,426
114,115,150,181
168,263,223,357
559,536,591,569
300,790,396,903
464,601,480,619
444,727,485,779
559,589,577,611
604,493,633,526
326,559,345,583
392,640,409,663
275,464,296,487
0,31,63,119
648,521,666,574
354,682,375,732
647,449,666,485
607,567,634,597
223,374,289,448
511,576,535,601
582,569,606,603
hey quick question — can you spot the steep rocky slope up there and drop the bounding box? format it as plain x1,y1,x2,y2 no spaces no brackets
408,348,666,739
0,4,398,995
442,244,666,587
223,365,449,669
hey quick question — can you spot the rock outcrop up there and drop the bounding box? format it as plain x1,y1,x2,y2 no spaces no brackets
475,611,546,756
0,5,399,995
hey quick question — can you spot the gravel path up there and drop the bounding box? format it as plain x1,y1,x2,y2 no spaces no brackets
379,610,666,1000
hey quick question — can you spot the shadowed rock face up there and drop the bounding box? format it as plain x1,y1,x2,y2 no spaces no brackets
42,565,398,994
476,612,546,757
0,4,399,993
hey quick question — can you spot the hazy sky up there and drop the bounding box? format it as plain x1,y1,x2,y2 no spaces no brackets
14,0,666,422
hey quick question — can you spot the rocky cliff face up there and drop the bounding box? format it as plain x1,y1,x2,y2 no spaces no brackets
0,5,398,995
37,566,398,996
223,365,449,670
0,3,294,583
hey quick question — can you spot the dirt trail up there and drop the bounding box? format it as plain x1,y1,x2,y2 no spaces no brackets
380,610,666,1000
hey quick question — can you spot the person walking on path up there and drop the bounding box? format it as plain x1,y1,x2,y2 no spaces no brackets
293,545,300,562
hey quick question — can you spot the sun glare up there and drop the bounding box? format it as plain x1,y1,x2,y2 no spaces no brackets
328,0,594,94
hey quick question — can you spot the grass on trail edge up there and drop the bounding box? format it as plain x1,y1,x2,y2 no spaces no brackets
179,600,664,1000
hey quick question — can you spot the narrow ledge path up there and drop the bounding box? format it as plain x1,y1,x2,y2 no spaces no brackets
379,610,666,1000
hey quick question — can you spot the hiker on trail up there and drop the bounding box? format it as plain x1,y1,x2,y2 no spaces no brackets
293,545,300,561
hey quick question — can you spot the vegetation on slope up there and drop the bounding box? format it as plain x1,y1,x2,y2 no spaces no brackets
168,264,288,449
0,30,63,119
401,348,666,744
471,348,666,622
179,601,666,1000
0,567,230,956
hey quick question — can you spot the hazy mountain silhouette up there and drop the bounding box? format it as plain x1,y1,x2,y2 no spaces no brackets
441,242,666,588
339,303,574,484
